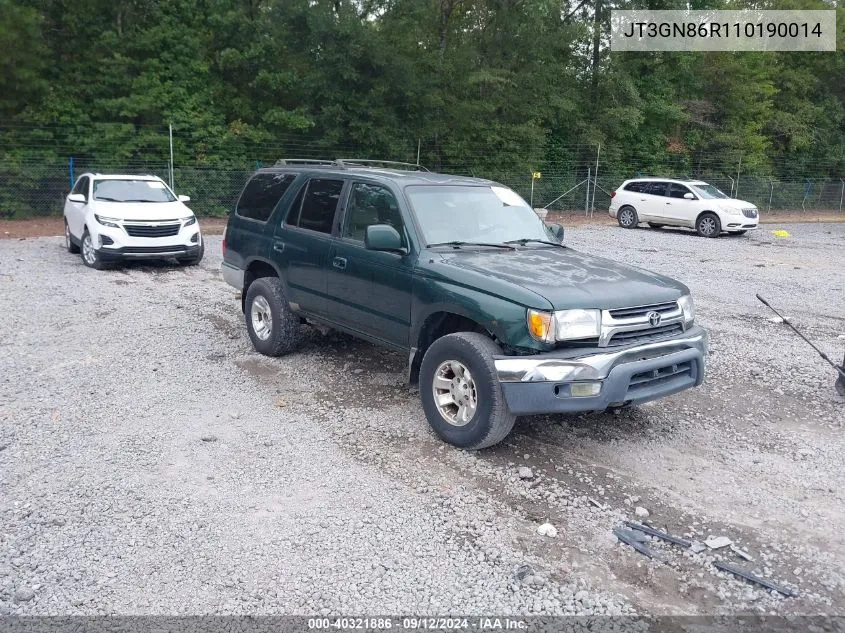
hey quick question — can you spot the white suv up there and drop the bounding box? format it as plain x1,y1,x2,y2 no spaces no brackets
609,178,760,237
63,173,203,269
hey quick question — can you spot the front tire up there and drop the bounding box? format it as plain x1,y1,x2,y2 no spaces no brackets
80,229,108,269
177,241,204,266
65,221,80,254
696,212,721,238
419,332,516,450
618,206,638,229
244,277,302,356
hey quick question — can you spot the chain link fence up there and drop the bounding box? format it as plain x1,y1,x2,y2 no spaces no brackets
1,146,843,219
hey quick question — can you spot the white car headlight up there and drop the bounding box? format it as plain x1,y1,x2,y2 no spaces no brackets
554,309,601,340
183,215,197,227
678,294,695,326
94,214,120,228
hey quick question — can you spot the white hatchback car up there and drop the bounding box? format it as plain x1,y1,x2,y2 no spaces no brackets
63,173,203,268
609,178,760,237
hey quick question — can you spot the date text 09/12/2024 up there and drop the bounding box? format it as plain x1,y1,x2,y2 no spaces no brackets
308,617,527,630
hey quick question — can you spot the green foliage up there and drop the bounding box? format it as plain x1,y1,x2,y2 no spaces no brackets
0,0,843,217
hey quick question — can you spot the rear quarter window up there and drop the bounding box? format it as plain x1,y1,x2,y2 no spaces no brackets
236,173,295,222
624,182,644,193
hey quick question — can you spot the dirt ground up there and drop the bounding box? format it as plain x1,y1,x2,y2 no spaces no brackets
0,213,842,240
2,222,843,617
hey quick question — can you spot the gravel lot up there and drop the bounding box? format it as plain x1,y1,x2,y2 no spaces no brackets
1,222,843,616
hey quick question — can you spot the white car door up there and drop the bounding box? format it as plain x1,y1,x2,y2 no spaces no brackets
664,183,698,226
65,176,89,238
639,181,670,220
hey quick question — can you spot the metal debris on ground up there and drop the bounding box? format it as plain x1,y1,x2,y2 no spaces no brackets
588,497,605,509
615,528,648,543
714,561,795,597
624,521,692,548
705,536,733,549
612,527,665,563
730,545,754,561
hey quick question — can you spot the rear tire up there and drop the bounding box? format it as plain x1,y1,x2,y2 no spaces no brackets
177,241,204,266
617,206,638,229
696,212,721,238
419,332,516,450
244,277,302,357
647,222,664,229
65,221,80,254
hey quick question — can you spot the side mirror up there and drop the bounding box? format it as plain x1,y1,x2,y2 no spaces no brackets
365,224,404,252
67,193,86,204
547,222,565,243
178,195,191,202
683,192,695,200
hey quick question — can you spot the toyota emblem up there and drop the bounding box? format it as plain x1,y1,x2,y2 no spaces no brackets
647,311,662,327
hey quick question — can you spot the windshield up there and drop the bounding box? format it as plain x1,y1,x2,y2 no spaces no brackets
406,185,552,246
691,183,729,199
93,179,176,203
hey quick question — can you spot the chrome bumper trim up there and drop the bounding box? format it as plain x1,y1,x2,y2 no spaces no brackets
495,327,708,383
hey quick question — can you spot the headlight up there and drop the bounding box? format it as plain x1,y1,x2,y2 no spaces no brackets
527,308,602,342
678,294,695,326
527,309,555,343
183,215,197,227
94,214,120,228
554,309,601,340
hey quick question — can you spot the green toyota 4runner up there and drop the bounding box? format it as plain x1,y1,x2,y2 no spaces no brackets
221,160,708,449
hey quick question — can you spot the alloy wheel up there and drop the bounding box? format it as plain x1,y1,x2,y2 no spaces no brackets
250,295,273,341
432,360,478,427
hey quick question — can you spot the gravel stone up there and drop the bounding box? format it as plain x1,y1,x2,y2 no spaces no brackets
518,467,534,480
634,506,650,518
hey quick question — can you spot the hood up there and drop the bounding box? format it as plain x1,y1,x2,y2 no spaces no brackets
91,200,192,221
716,198,756,212
429,246,688,310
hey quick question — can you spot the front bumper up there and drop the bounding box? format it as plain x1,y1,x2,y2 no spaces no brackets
90,221,201,260
494,326,708,415
97,244,202,261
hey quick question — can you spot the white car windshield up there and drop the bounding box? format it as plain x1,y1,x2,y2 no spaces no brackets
406,185,552,246
691,183,729,199
93,179,176,203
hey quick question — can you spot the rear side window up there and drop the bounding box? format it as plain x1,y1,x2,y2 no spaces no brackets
236,173,295,222
624,182,644,193
644,182,669,196
288,179,344,234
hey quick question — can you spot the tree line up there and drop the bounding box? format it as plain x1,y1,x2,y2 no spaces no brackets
0,0,843,216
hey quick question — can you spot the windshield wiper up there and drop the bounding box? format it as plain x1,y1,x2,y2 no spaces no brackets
94,197,123,202
503,238,565,248
121,199,166,203
427,241,516,250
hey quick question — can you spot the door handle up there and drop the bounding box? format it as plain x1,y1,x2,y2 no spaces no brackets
332,256,347,270
273,241,285,253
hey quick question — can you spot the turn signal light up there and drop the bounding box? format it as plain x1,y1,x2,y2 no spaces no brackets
527,309,554,343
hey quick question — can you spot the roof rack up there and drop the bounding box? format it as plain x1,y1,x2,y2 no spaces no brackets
273,159,339,167
336,159,429,172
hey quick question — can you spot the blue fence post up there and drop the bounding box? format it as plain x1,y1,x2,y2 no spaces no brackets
69,157,74,188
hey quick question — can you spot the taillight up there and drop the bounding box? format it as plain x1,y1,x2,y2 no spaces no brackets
221,226,227,255
611,191,616,198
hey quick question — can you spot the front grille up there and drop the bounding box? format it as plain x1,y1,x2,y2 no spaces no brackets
608,301,678,320
742,208,758,218
628,360,693,394
607,323,684,346
124,223,181,237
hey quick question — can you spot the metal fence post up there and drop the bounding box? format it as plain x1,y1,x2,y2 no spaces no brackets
839,179,844,213
68,157,74,189
768,179,775,212
585,167,591,216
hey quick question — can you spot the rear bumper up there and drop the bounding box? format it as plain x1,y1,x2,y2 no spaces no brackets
494,326,708,415
221,262,244,290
